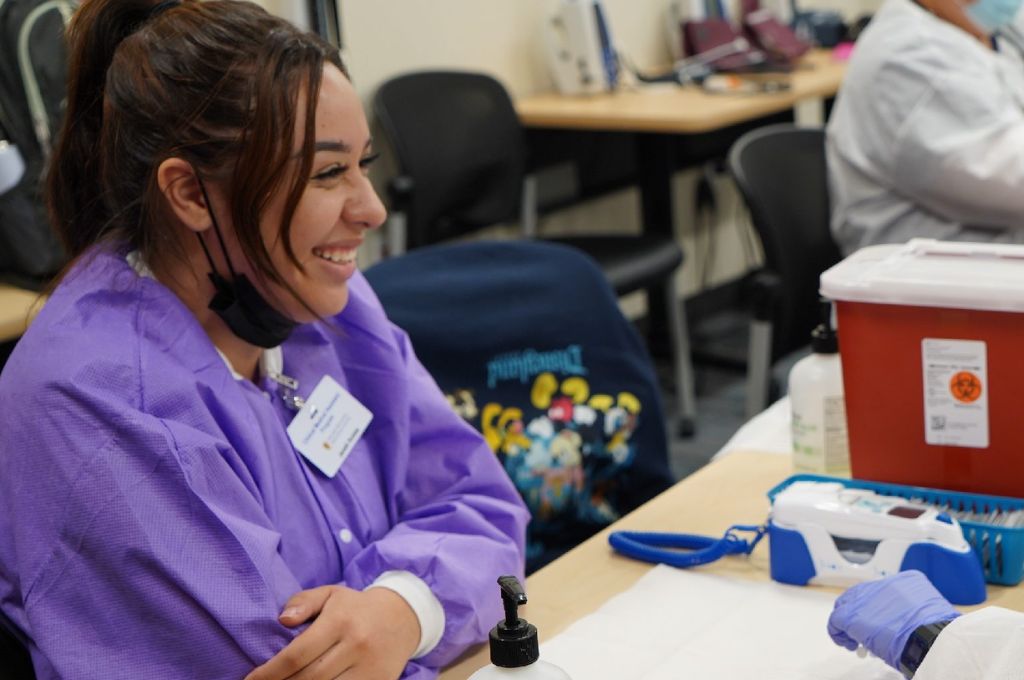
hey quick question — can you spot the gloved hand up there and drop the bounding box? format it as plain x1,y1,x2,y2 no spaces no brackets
827,570,960,670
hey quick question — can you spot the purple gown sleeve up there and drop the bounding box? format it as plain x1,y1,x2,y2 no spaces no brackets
339,325,530,669
4,387,304,678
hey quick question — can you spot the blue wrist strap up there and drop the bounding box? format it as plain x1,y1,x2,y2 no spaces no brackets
608,524,767,568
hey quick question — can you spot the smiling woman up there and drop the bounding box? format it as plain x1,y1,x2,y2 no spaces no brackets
0,1,528,679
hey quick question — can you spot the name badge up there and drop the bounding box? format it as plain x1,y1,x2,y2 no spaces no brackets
286,375,372,478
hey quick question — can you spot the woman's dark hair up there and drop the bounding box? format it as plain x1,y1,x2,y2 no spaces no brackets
47,0,345,292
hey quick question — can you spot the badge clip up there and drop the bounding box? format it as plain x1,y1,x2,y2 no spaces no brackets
268,372,304,411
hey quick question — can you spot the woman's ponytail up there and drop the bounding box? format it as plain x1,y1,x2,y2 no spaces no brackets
47,0,173,258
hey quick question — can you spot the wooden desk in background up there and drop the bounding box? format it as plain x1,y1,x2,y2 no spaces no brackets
515,49,847,240
0,284,40,343
517,50,845,135
441,450,1024,680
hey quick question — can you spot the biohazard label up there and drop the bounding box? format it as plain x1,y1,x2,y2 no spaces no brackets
922,339,988,448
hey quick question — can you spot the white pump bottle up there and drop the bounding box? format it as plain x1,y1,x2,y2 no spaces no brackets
468,576,572,680
789,302,850,476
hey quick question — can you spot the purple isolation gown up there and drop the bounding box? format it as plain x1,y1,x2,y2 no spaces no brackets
0,246,529,679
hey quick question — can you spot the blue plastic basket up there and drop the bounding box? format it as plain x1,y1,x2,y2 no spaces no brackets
767,474,1024,586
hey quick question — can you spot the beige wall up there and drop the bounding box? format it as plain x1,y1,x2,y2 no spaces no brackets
255,0,881,299
334,0,879,101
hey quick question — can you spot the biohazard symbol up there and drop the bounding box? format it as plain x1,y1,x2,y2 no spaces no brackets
949,371,982,403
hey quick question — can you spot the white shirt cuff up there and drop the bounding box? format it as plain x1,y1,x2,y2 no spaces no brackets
367,570,446,659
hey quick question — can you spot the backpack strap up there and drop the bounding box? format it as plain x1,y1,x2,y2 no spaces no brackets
17,0,75,155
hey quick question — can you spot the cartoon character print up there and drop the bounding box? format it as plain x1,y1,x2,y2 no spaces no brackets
451,371,643,537
445,388,478,421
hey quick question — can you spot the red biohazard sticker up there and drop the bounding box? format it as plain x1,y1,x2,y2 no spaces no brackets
949,371,983,403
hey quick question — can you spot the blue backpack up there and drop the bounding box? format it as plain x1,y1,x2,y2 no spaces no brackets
366,240,674,571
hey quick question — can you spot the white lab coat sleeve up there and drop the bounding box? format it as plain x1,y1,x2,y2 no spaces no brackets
887,49,1024,229
915,607,1024,679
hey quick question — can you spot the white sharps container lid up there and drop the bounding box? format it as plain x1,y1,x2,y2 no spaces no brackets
820,238,1024,313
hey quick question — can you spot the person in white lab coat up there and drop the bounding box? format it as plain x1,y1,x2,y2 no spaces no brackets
828,570,1024,678
826,0,1024,255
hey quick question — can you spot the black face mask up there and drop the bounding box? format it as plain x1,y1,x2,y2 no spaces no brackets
196,180,298,348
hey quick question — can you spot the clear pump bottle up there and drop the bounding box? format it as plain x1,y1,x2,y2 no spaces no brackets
468,576,572,680
789,301,850,476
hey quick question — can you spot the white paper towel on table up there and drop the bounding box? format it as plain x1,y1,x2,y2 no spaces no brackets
539,564,903,680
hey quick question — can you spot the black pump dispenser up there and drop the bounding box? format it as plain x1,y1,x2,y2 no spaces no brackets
810,299,838,354
488,575,539,668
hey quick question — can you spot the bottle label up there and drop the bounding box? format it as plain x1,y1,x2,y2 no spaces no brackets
823,395,849,474
792,395,849,475
921,338,988,449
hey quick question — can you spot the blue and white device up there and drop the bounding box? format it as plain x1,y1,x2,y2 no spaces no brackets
769,481,987,604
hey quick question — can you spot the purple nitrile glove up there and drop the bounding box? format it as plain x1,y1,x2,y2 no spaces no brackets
827,570,960,670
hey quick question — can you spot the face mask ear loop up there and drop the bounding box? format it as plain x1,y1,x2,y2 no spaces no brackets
196,176,240,280
195,229,220,277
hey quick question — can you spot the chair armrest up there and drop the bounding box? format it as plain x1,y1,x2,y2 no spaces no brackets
384,175,415,257
387,175,415,214
745,269,782,323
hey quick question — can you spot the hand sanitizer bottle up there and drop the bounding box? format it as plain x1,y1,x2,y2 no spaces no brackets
789,300,850,476
468,575,572,680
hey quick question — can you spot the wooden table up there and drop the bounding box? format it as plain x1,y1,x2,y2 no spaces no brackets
441,450,1024,679
0,284,41,343
515,49,847,238
517,50,845,134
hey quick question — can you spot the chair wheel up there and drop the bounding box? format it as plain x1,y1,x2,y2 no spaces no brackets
677,417,696,438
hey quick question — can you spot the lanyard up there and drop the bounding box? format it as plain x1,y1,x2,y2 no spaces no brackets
608,524,767,568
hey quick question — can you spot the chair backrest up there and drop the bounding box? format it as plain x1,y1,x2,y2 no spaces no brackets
365,240,674,572
373,71,526,248
728,124,841,358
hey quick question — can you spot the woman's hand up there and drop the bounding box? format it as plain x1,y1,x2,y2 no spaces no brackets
245,585,421,680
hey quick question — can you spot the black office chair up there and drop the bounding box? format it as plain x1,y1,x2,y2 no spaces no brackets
365,240,675,572
373,70,696,435
727,124,842,417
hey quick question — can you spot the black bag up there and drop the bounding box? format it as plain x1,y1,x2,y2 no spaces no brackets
0,0,73,284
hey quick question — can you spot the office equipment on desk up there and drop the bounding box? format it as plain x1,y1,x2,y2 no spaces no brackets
668,1,809,74
682,18,768,73
820,239,1024,499
831,41,855,62
743,8,811,64
768,480,986,605
628,38,779,87
769,475,1024,588
700,72,790,94
791,8,847,48
543,0,618,95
